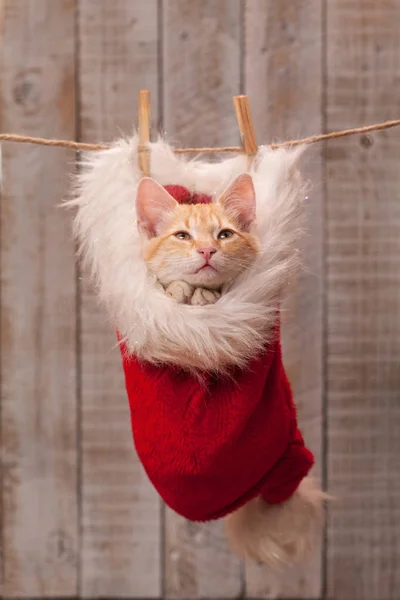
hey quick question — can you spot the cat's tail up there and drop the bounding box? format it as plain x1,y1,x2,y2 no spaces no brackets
225,476,329,568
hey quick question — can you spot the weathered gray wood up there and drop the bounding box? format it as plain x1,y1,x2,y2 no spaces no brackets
326,2,400,599
245,1,324,597
162,1,243,597
0,0,78,595
2,3,399,600
163,0,242,149
78,1,161,597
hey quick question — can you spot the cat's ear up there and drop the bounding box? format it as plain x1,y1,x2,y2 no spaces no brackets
136,177,178,237
219,173,256,231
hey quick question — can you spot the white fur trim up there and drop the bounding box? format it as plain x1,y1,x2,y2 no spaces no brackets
68,135,307,371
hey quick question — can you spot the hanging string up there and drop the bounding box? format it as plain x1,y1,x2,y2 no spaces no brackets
0,118,399,154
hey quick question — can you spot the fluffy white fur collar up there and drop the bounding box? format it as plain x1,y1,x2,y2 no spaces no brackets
69,136,306,372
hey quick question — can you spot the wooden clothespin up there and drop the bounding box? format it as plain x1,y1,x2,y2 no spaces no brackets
138,89,151,176
233,95,258,168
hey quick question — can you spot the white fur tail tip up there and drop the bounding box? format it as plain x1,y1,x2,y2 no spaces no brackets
225,477,330,568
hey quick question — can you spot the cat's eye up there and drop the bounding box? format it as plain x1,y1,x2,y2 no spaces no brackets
174,231,192,240
218,229,234,240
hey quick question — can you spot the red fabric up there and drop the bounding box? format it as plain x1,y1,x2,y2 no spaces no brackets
163,184,212,204
119,337,314,522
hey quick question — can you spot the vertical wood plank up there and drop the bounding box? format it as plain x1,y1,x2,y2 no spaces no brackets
78,1,161,597
245,1,324,598
162,1,243,598
326,2,400,599
163,0,242,148
0,0,78,596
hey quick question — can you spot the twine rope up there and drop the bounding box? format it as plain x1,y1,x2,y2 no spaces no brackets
0,119,399,153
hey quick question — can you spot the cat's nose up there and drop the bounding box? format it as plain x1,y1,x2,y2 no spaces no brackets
197,247,217,261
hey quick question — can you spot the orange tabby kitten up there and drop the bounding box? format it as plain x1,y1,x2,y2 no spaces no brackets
136,174,259,305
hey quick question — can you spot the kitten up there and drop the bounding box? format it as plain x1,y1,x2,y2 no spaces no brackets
136,174,260,305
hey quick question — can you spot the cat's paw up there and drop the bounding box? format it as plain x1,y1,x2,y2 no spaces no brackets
191,287,221,306
165,280,194,304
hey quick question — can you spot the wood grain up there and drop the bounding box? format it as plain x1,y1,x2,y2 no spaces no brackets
2,2,399,599
245,1,324,598
78,1,161,597
162,1,243,597
0,0,78,596
233,95,258,156
163,0,242,149
138,89,151,176
326,1,400,599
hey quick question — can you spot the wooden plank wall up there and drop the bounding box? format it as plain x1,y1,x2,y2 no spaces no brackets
0,1,399,599
326,2,400,599
1,1,78,596
78,2,161,597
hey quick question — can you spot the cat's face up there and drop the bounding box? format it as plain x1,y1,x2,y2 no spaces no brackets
136,174,259,288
